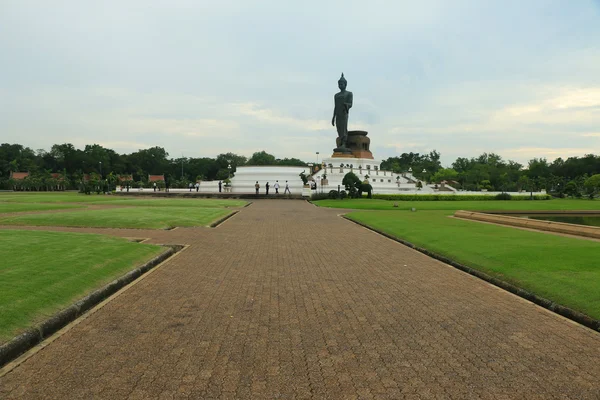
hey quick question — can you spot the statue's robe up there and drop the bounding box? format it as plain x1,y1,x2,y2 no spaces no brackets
334,90,353,140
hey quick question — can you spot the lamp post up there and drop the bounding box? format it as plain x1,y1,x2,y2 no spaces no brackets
99,162,103,193
422,169,427,183
227,163,232,178
181,153,184,179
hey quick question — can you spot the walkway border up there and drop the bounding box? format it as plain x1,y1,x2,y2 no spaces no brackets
455,210,600,239
209,210,239,227
342,215,600,333
0,244,183,370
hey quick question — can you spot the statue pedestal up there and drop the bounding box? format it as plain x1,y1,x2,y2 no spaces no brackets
331,152,356,158
333,131,374,159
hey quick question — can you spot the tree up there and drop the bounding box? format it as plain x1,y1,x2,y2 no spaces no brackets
246,151,277,166
431,168,458,183
128,146,169,175
584,174,600,198
526,158,550,180
277,158,307,166
564,180,580,198
215,153,247,177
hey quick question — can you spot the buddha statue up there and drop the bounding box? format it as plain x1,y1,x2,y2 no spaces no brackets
331,73,353,152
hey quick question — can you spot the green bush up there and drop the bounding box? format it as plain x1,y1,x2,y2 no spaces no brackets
311,192,330,201
370,194,551,201
342,172,361,192
495,193,512,200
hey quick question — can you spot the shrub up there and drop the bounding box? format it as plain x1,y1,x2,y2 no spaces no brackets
311,192,330,201
495,193,512,200
342,172,361,191
371,194,551,201
328,190,338,199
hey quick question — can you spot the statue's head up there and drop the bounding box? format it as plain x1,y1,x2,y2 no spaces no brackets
338,73,347,90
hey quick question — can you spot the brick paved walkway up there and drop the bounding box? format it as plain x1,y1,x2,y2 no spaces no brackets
1,201,599,399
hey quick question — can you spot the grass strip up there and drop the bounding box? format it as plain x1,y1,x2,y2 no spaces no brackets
0,206,232,229
0,230,163,342
88,198,247,208
0,203,84,213
314,198,600,211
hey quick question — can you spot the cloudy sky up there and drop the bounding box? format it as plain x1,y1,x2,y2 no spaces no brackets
1,0,599,166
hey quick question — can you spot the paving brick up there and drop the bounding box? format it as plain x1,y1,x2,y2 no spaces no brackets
1,200,599,399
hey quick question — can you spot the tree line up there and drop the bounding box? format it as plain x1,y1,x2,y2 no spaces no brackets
380,151,600,197
1,142,599,197
0,144,307,191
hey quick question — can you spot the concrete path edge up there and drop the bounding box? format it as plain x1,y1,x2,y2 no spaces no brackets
209,211,239,227
343,215,600,333
0,245,182,368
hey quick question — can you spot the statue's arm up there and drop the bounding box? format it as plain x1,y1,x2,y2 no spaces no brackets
332,96,336,125
346,92,353,110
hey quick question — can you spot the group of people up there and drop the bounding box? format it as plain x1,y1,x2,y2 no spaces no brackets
149,179,296,194
189,181,226,192
254,180,291,196
187,182,201,192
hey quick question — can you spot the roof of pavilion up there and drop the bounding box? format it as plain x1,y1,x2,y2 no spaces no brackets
10,172,29,180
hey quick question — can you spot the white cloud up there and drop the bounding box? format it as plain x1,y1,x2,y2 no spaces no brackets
1,1,600,165
235,103,327,132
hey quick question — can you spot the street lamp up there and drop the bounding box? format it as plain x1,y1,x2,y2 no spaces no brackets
227,163,232,178
99,161,103,194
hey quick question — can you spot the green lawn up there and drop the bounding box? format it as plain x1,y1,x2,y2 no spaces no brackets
0,202,84,213
347,210,600,320
0,193,127,203
0,206,232,229
88,198,247,208
314,198,600,211
0,230,163,342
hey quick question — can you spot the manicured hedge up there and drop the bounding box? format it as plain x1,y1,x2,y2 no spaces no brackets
370,194,552,201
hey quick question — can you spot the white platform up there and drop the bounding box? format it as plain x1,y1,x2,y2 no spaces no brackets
230,165,308,194
312,157,441,194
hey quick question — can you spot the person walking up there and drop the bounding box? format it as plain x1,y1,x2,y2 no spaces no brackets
195,182,200,192
255,181,260,196
284,180,291,195
153,182,157,192
218,181,222,193
188,182,193,192
265,182,270,195
274,180,280,194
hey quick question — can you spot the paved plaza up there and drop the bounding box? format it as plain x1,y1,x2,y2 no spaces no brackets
1,201,599,399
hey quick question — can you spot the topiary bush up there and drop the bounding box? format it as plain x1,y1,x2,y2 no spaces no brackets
342,172,361,192
495,193,512,200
